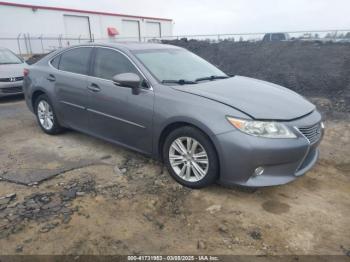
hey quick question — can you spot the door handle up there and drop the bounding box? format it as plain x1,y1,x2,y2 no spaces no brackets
47,74,56,82
87,83,101,92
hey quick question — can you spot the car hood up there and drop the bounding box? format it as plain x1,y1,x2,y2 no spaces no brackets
172,76,315,120
0,63,26,78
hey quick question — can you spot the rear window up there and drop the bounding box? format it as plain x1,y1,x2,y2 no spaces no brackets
58,47,92,75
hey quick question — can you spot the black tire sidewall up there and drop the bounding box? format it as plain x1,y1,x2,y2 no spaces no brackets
35,94,62,135
163,126,219,189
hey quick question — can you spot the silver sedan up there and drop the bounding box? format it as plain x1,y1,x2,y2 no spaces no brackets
0,47,27,97
23,43,324,188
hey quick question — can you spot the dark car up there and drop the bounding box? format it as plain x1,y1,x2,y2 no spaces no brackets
263,33,290,42
23,43,324,188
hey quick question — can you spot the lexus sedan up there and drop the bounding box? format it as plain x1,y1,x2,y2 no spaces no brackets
0,47,27,97
23,43,324,188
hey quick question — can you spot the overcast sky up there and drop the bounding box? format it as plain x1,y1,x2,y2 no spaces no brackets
4,0,350,35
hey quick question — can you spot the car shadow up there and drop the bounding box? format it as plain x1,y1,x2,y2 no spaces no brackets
0,94,24,104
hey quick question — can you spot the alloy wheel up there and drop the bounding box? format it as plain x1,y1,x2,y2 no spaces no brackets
169,137,209,182
37,100,54,130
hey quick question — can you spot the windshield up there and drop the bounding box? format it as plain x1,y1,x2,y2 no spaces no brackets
134,49,227,83
0,49,22,64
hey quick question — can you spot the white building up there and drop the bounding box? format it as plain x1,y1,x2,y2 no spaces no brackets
0,1,173,55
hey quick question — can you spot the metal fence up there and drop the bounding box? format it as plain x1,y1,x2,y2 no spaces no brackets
1,29,350,57
0,33,94,57
156,29,350,42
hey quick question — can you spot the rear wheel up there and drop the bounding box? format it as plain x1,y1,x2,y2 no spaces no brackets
35,94,63,135
163,126,219,189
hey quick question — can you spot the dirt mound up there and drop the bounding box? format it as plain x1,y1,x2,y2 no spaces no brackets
163,40,350,113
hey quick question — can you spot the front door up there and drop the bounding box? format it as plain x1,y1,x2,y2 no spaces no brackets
86,47,154,154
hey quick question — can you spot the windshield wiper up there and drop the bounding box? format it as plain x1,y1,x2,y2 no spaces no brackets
195,75,230,82
162,79,197,85
161,75,230,85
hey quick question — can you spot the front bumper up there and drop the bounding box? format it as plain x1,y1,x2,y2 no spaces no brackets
0,81,24,97
214,110,324,187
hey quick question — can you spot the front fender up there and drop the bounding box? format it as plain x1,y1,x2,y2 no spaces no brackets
151,86,250,159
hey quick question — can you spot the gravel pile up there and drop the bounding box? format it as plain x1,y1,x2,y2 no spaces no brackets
163,40,350,113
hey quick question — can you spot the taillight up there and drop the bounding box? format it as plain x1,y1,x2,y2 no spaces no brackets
23,68,29,77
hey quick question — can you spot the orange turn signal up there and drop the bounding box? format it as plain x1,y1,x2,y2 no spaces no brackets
227,117,245,129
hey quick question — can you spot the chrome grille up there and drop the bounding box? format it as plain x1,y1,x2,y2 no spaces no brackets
297,123,322,144
0,76,24,82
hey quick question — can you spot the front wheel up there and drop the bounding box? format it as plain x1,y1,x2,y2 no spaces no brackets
35,94,64,135
163,126,219,189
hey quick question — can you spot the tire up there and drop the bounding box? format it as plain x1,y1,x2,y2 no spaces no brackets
34,94,64,135
163,126,219,189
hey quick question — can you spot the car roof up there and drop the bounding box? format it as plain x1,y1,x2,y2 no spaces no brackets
75,42,182,51
40,42,184,64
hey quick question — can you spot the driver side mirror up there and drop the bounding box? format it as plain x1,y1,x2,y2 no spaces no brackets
112,73,141,95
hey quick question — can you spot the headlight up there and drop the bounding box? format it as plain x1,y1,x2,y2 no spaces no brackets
226,117,297,138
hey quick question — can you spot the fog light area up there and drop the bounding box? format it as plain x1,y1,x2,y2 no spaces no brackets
254,167,265,176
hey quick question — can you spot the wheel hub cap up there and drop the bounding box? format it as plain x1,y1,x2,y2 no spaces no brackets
169,137,209,182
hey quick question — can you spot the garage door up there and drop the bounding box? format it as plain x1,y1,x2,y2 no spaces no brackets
145,22,161,38
122,20,140,41
63,15,91,40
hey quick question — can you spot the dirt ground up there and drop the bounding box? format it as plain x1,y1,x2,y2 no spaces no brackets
0,95,349,256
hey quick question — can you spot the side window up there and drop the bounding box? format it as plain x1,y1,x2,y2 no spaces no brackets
92,48,139,80
59,47,92,75
50,55,60,69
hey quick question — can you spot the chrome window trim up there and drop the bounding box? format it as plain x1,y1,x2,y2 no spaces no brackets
48,45,153,91
87,46,153,90
48,46,93,76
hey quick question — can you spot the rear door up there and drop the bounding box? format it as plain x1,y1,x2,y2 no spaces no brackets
52,47,93,131
86,47,154,154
